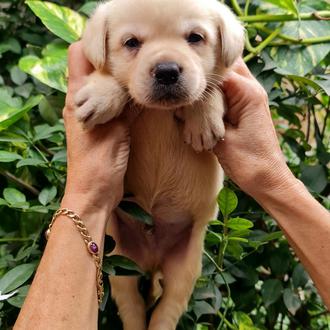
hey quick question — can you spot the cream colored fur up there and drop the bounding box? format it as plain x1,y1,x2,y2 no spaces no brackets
76,0,244,329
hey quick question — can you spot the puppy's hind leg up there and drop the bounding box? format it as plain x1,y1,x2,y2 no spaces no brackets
148,225,206,330
110,276,147,330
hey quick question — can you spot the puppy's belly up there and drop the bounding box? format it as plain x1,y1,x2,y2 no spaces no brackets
110,107,223,267
126,107,222,219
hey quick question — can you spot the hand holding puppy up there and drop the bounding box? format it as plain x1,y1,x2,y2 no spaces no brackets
214,58,296,198
63,42,131,213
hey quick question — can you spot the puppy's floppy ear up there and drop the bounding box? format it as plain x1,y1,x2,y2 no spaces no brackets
82,3,110,70
214,2,245,68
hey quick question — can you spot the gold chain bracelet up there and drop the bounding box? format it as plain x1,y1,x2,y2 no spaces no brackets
45,208,104,304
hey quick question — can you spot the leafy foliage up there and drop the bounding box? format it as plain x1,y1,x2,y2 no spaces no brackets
0,0,329,329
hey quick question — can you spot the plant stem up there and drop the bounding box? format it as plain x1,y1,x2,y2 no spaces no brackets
0,169,40,196
240,11,330,23
0,237,33,243
217,311,237,330
244,0,251,16
204,250,233,330
244,28,282,62
269,36,330,46
255,24,330,45
230,0,243,16
217,215,229,268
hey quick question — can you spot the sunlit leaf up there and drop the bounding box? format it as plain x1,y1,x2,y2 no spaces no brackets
269,6,330,76
0,95,43,131
25,1,86,43
19,42,68,93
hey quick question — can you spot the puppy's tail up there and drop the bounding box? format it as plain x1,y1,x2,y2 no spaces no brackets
147,270,164,309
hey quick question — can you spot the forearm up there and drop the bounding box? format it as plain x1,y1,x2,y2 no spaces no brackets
253,178,330,309
15,194,111,330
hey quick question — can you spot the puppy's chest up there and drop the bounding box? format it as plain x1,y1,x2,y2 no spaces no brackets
125,108,222,216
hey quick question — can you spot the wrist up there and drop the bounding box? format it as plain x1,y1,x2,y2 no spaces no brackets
60,193,113,231
252,174,306,212
246,160,298,202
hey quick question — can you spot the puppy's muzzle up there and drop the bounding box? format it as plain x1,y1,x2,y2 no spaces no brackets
151,62,188,104
153,62,182,86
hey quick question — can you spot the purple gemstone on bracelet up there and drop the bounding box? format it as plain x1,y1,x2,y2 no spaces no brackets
88,241,99,254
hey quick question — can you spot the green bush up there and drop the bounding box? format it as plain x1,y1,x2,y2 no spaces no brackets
0,0,329,329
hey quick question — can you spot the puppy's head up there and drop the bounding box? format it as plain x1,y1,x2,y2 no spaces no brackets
83,0,244,109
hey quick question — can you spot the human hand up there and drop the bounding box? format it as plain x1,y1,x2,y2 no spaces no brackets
62,42,131,214
214,59,296,199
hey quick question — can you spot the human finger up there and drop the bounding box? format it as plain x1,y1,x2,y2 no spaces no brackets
230,57,254,79
68,41,93,83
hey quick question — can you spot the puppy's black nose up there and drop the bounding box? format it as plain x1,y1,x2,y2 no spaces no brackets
154,62,181,85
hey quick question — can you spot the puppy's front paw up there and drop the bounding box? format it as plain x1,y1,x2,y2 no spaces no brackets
183,114,225,152
75,75,127,129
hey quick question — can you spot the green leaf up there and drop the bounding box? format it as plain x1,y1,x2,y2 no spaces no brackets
10,66,27,85
33,123,65,141
300,164,327,193
0,264,35,294
38,186,57,206
118,201,153,225
0,95,43,131
228,237,248,243
283,288,301,315
19,42,68,93
217,187,238,217
103,255,144,276
288,75,330,96
25,1,86,43
0,198,8,206
227,218,254,230
7,285,30,308
193,300,215,319
0,151,22,162
270,10,330,76
261,279,283,307
0,38,21,56
52,150,67,163
79,2,98,17
38,97,60,125
226,241,244,260
27,205,50,214
3,188,26,205
0,87,22,112
233,311,254,327
263,0,299,16
15,83,34,99
250,231,283,243
16,158,47,168
215,272,236,285
292,263,309,288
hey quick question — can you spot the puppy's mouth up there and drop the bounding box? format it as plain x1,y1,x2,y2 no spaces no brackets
149,83,190,108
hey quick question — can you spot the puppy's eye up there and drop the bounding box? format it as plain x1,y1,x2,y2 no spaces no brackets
187,33,204,44
124,37,141,49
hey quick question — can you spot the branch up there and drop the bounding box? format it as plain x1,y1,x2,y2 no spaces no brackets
230,0,243,16
256,25,330,45
244,28,282,62
240,11,330,23
0,169,40,196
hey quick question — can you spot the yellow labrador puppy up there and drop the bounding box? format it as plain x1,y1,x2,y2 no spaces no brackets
75,0,244,329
